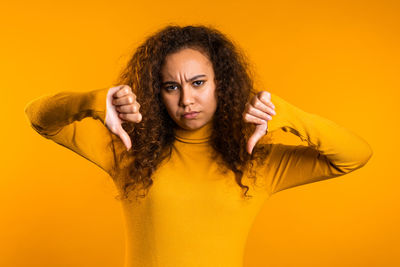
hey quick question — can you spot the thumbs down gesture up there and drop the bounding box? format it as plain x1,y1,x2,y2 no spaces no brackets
105,85,142,151
243,91,276,154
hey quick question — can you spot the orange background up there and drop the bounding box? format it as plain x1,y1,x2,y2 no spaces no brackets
2,0,398,266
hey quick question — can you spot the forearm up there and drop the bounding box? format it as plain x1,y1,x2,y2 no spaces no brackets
24,88,109,136
267,93,373,172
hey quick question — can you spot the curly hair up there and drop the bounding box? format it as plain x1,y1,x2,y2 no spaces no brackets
111,24,272,203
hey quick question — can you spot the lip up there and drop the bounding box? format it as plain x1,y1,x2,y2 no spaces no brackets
183,111,199,119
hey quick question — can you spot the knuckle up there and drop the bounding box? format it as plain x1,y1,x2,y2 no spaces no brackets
120,85,128,92
259,95,267,103
259,91,271,102
262,90,271,97
248,105,256,114
136,113,142,122
252,101,261,110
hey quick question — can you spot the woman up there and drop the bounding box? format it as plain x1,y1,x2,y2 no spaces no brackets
24,25,373,267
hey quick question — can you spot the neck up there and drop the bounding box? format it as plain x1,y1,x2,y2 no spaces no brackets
174,122,213,144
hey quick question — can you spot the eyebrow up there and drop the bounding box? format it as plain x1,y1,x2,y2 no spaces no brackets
162,74,207,85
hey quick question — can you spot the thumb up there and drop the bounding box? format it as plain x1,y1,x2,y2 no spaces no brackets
247,122,268,154
105,86,132,151
115,123,132,151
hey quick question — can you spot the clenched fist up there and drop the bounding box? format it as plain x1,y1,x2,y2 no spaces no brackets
243,91,276,154
105,85,142,151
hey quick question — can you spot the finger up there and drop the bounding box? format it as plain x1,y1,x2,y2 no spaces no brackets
112,94,136,106
257,90,271,102
116,102,141,113
245,103,275,121
243,113,270,125
251,99,276,116
247,123,268,154
115,123,132,151
119,112,142,123
250,97,275,112
108,85,125,98
114,85,133,98
255,91,275,110
252,95,275,111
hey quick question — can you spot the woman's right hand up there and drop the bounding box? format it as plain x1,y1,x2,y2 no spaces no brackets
105,85,142,151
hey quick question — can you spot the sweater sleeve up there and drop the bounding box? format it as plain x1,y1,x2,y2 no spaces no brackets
262,92,373,196
24,87,116,176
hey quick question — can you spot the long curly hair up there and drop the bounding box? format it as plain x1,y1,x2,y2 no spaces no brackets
111,24,271,203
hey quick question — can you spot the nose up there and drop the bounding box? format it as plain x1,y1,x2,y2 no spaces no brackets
180,85,194,107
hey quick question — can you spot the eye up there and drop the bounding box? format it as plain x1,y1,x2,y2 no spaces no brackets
193,80,205,87
164,85,179,91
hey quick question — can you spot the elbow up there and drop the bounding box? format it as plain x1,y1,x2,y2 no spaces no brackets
24,102,37,130
359,142,373,168
24,101,48,136
24,100,40,125
356,139,373,168
337,142,373,174
24,102,32,122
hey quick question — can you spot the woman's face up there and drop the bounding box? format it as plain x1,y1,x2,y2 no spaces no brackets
160,47,217,131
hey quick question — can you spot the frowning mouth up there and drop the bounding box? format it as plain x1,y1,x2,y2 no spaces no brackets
182,112,199,119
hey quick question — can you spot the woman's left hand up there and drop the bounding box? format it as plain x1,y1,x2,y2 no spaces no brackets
243,91,276,154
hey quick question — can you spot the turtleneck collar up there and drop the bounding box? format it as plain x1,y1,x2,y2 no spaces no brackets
174,121,213,144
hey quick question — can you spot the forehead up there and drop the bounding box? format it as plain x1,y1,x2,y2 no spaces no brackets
161,48,213,79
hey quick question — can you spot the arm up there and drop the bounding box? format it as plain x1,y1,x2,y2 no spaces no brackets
263,93,373,196
24,87,117,176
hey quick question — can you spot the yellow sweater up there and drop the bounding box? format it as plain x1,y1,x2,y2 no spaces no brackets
24,87,373,267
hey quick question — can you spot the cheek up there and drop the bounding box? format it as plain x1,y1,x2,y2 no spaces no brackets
202,91,218,115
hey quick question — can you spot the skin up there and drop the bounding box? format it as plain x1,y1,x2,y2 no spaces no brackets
105,48,277,154
105,84,142,151
160,47,218,131
243,91,277,154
